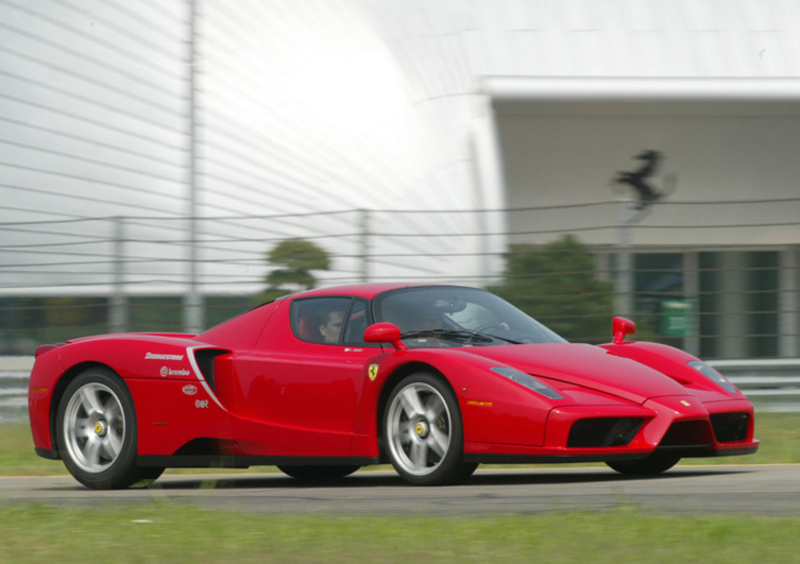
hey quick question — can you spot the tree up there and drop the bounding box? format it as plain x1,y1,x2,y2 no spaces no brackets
265,239,331,291
487,236,614,344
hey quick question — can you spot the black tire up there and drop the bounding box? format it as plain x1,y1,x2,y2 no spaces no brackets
606,453,680,476
383,372,476,485
56,367,161,489
278,465,360,481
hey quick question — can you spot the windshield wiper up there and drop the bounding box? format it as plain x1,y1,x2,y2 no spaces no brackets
400,329,518,345
474,332,523,344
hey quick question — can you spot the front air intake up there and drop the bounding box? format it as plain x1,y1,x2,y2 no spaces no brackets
659,420,713,447
567,418,644,447
710,412,749,442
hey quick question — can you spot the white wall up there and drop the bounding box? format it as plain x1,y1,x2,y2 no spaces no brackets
494,100,800,248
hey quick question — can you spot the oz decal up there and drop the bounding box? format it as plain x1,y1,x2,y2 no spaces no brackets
368,364,379,381
195,400,209,409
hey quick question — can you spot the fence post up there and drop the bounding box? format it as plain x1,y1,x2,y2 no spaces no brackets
779,246,799,358
183,0,204,334
684,251,700,356
360,209,370,283
184,212,203,333
614,199,633,317
719,251,749,358
109,216,128,333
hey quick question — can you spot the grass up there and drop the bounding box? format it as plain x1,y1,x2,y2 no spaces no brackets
0,424,69,478
3,413,799,478
3,503,800,564
3,416,800,563
690,411,800,466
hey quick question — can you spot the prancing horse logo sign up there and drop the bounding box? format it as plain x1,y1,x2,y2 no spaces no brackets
614,150,676,210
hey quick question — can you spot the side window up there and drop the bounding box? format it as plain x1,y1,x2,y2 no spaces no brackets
291,297,350,345
342,298,373,345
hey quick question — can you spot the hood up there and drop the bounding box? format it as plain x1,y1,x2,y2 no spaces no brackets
468,343,687,404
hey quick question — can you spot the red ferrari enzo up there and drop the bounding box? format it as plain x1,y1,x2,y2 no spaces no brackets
29,284,758,489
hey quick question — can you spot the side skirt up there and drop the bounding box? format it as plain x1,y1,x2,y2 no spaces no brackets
137,455,380,468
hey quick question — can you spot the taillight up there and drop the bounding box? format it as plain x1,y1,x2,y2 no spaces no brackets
35,343,65,358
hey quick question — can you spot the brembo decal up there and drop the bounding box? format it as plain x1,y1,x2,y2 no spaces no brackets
160,366,190,377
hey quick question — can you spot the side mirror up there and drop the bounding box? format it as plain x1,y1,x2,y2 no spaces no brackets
612,317,636,345
363,322,407,351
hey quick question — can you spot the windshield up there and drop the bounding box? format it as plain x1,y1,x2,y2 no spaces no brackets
373,286,567,348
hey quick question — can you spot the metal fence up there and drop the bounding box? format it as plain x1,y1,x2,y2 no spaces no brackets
1,203,799,359
707,359,800,413
0,358,31,424
3,357,799,424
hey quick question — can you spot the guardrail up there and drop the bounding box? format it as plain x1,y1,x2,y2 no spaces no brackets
0,375,29,424
0,357,32,424
709,359,800,413
1,357,799,423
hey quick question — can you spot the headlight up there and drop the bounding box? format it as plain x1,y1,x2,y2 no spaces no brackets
490,367,563,400
688,360,738,394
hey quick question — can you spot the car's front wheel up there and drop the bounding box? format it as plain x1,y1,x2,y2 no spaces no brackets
56,368,161,489
384,373,477,485
606,453,680,476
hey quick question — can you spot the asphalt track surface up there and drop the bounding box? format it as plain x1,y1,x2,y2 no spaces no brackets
3,465,800,516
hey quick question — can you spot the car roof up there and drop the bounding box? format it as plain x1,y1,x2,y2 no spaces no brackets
290,282,464,300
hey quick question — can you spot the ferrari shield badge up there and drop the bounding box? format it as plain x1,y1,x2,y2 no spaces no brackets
368,364,379,381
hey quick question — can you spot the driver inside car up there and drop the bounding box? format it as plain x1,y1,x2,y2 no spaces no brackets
319,308,345,344
386,305,449,347
408,310,444,332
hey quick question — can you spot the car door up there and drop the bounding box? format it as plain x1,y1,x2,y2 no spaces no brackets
230,297,380,457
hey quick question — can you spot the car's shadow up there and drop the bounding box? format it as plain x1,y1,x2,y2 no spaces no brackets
143,467,750,491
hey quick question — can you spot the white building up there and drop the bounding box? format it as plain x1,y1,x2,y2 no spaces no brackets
1,1,799,357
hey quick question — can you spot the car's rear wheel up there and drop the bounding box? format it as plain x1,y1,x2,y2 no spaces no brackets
606,453,680,475
277,465,360,481
57,368,161,489
384,373,477,485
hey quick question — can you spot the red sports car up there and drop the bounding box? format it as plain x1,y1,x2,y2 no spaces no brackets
29,284,758,489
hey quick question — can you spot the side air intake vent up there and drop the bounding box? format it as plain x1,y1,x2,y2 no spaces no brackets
567,418,644,448
192,349,229,391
